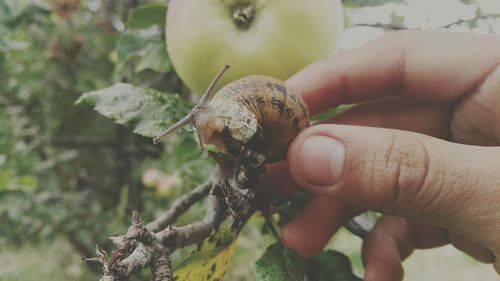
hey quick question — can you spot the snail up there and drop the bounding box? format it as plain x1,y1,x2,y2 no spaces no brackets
153,64,310,164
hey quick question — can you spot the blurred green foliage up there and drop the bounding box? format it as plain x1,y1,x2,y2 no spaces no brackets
0,0,200,261
0,239,98,281
1,0,117,253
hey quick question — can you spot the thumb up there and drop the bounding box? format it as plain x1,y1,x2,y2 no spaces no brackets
287,124,500,252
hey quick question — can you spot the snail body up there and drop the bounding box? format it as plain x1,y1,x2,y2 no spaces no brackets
206,75,309,162
154,65,310,163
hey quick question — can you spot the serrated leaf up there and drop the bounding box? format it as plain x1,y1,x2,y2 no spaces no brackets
306,250,362,281
253,243,306,281
76,83,190,137
173,228,238,281
126,3,167,28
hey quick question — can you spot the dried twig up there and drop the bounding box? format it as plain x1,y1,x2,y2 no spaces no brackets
146,168,218,232
159,195,226,249
87,159,262,280
349,22,407,30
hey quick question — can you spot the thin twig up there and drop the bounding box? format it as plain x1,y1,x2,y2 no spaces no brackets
146,168,219,232
349,13,499,31
110,169,219,256
159,195,227,249
106,195,227,278
88,155,265,280
349,22,407,30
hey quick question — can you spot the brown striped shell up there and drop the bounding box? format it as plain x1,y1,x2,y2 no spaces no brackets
153,65,310,164
203,75,310,163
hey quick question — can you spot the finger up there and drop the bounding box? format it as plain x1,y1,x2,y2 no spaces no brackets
362,216,408,281
405,221,448,249
281,195,359,257
268,97,452,200
448,233,495,263
265,160,299,199
362,216,449,281
287,124,500,250
287,31,500,115
328,97,452,139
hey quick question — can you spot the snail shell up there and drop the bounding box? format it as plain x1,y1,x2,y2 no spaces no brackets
206,75,309,163
154,65,310,163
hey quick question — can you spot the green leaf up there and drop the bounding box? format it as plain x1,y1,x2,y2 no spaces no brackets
173,228,238,281
275,191,312,225
115,27,171,74
135,41,171,73
306,250,362,281
342,0,404,7
253,243,306,281
311,104,352,124
126,3,167,28
76,83,190,137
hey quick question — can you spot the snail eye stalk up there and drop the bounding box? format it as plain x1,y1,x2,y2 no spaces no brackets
153,63,230,145
153,114,192,144
198,64,231,106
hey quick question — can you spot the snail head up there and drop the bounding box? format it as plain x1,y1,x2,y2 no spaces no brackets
153,64,231,149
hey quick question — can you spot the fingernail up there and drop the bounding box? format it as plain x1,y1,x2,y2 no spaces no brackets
298,135,345,187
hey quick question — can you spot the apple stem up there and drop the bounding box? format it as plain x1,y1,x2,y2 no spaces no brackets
232,4,254,30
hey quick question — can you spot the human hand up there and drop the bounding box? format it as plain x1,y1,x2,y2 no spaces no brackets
267,30,500,280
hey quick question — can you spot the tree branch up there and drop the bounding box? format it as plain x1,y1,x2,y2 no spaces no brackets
101,194,227,280
438,13,498,29
151,253,173,281
146,168,219,232
349,12,499,31
349,22,407,30
87,154,266,280
159,194,227,249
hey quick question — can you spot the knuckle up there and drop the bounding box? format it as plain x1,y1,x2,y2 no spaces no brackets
370,132,431,208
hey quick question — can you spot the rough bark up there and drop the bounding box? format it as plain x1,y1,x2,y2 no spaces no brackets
86,162,255,280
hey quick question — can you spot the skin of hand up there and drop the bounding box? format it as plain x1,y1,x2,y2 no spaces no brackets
266,30,500,281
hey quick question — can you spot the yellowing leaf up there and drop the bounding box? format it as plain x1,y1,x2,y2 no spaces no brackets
173,228,238,281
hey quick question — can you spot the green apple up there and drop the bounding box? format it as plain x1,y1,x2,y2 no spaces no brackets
166,0,343,94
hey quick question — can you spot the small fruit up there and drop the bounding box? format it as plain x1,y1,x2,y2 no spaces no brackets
156,174,182,197
141,168,163,188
